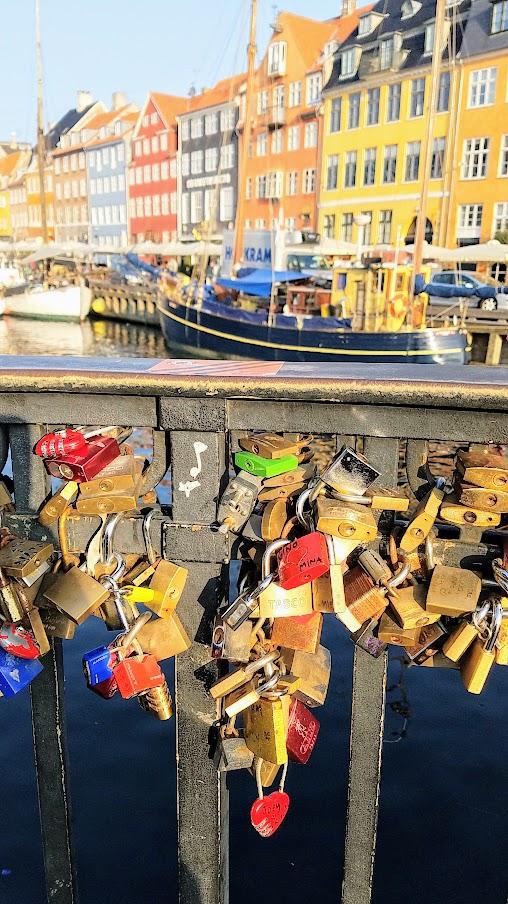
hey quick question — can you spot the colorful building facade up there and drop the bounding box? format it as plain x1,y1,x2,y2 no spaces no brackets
86,105,138,249
128,93,185,243
0,148,31,240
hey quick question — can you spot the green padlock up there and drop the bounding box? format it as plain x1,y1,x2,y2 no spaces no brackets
234,451,299,478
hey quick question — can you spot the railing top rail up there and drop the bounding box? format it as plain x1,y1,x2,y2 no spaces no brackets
0,357,507,410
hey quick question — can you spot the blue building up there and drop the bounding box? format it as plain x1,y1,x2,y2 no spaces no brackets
86,99,138,249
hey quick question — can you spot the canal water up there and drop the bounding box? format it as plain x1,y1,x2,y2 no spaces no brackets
1,316,507,904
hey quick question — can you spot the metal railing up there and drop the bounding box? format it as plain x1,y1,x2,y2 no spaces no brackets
2,356,508,904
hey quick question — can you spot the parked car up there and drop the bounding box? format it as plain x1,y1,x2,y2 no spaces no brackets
427,270,508,311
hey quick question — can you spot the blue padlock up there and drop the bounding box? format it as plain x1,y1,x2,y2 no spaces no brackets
0,648,43,697
82,646,115,686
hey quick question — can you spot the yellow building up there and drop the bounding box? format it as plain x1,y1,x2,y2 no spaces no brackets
0,149,31,239
318,0,469,251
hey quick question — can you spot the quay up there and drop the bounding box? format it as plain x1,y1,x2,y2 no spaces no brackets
2,356,507,904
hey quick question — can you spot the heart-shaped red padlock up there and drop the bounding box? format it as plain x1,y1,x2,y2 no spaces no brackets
0,623,40,659
250,791,290,837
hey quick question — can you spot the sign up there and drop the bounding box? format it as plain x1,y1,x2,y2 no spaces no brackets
148,360,284,376
222,229,273,277
186,173,231,190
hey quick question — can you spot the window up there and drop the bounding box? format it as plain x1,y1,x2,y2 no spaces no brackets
409,78,425,117
182,194,190,224
143,114,149,126
344,151,357,187
120,205,126,223
258,90,269,114
136,197,143,218
366,87,380,125
268,41,287,77
181,120,190,141
462,137,490,179
162,194,170,216
458,203,483,229
144,196,152,217
383,145,397,184
304,122,318,148
161,133,168,151
203,189,213,221
181,153,190,176
286,217,296,230
437,71,450,112
469,68,497,107
405,141,421,181
79,152,85,168
431,137,445,179
80,178,86,196
118,145,124,162
143,138,149,155
95,178,103,195
341,48,356,78
288,126,300,151
303,168,315,193
144,165,151,183
378,210,392,244
191,150,203,174
246,177,252,200
341,213,353,242
287,171,298,195
205,112,219,135
424,23,435,54
363,148,376,186
205,147,218,172
153,195,161,216
135,167,142,184
387,83,401,122
359,14,372,35
493,201,508,233
274,85,285,110
257,133,268,156
272,130,283,154
220,144,235,169
499,135,508,176
190,117,203,139
326,155,339,190
190,190,203,222
71,179,78,198
348,92,360,129
151,113,158,126
220,186,234,222
118,174,125,192
88,151,96,168
135,140,142,156
169,160,176,179
255,219,265,230
380,37,394,70
63,157,69,173
56,183,62,200
170,193,177,215
110,147,117,169
323,214,335,239
492,1,508,33
289,81,301,107
256,175,267,199
330,97,341,133
401,0,420,17
220,107,235,132
55,159,61,175
152,164,160,182
360,212,372,245
152,136,159,154
71,156,78,172
306,73,322,105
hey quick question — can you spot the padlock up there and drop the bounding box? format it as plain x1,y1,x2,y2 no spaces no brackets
135,611,191,660
378,612,421,647
250,758,290,837
388,582,436,630
286,697,320,764
280,644,331,707
0,568,24,623
138,680,173,719
405,621,448,664
460,601,502,693
426,565,481,617
0,623,40,659
75,460,143,515
311,445,380,500
224,670,281,718
210,649,280,700
343,567,388,629
456,483,508,514
38,481,79,527
113,643,166,699
242,513,263,543
142,509,188,616
214,723,254,771
234,451,299,479
314,496,377,544
439,496,500,528
365,486,410,512
244,692,291,765
14,581,50,656
399,481,445,553
0,648,43,696
258,482,306,503
261,498,289,542
258,540,313,619
277,533,329,590
238,433,312,460
351,619,388,658
217,471,263,534
211,614,254,663
312,534,346,614
270,611,323,654
249,757,282,788
0,480,13,510
86,674,118,699
34,428,89,458
261,462,316,489
38,606,76,639
442,617,482,663
41,433,121,483
78,454,143,498
82,645,119,686
455,450,508,490
222,576,272,631
43,564,110,625
495,617,508,665
0,539,54,581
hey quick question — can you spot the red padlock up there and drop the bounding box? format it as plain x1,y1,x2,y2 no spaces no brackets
286,697,320,764
34,429,88,459
42,436,121,483
113,652,165,699
0,623,40,659
87,675,118,699
277,533,329,590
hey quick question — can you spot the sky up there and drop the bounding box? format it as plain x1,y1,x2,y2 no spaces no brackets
0,0,369,143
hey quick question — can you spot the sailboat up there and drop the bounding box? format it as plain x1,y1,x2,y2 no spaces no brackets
2,0,92,323
157,0,468,363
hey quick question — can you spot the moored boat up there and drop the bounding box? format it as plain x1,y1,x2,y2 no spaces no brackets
2,282,92,322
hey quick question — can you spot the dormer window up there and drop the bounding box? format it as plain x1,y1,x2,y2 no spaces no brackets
424,23,435,54
268,42,287,77
358,14,372,36
114,121,122,135
340,47,361,79
99,126,106,139
401,0,421,19
379,34,402,70
492,0,508,33
323,40,339,58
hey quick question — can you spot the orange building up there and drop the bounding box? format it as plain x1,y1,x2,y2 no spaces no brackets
241,4,365,234
25,158,55,241
0,149,31,239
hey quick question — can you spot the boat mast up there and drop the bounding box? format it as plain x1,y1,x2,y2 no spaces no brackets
36,0,48,244
409,0,447,323
233,0,258,268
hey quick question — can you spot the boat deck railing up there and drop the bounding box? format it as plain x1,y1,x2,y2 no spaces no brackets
3,357,508,904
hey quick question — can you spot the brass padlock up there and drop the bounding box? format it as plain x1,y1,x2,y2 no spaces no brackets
210,649,280,700
0,567,24,622
365,486,410,512
214,724,254,771
15,581,50,655
38,481,79,527
426,565,481,617
243,693,290,765
314,496,377,543
143,509,188,616
261,498,289,541
343,567,387,629
311,445,380,499
388,582,439,630
280,644,331,707
460,601,502,693
138,681,173,720
0,538,54,581
270,611,323,653
76,459,143,515
249,756,281,787
239,433,312,460
439,497,500,528
378,612,421,647
78,454,143,498
38,605,76,639
312,534,346,614
495,618,508,665
456,450,508,490
457,483,508,514
258,482,306,503
136,611,191,660
399,481,445,553
224,670,281,718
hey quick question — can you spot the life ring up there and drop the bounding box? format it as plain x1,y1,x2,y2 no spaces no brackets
389,295,408,319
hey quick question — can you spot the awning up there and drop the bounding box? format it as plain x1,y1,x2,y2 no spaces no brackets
216,268,308,297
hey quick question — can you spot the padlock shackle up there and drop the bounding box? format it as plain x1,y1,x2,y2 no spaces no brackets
296,488,313,530
142,507,161,565
114,610,152,650
485,600,503,651
245,648,279,678
262,539,289,580
100,511,126,565
330,489,371,505
492,558,508,596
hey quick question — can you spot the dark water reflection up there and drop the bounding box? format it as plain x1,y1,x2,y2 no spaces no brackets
0,316,507,904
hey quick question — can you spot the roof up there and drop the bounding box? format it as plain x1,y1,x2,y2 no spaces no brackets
45,106,94,151
0,151,25,179
178,73,248,116
150,92,188,126
325,0,471,90
85,123,136,150
459,0,508,58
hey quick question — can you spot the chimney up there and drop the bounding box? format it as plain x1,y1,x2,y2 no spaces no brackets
76,90,93,112
10,131,17,149
340,0,357,14
112,91,127,111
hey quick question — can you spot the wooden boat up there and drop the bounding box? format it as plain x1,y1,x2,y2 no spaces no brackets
1,282,92,322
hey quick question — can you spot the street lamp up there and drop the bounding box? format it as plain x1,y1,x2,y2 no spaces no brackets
353,213,371,265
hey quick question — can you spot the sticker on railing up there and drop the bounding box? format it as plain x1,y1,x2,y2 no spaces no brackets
148,360,284,376
178,440,208,497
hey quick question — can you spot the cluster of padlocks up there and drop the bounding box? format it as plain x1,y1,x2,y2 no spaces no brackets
0,427,191,717
0,426,507,836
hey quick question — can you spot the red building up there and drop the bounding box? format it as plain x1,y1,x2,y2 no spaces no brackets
128,92,186,243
